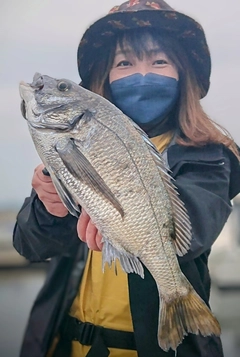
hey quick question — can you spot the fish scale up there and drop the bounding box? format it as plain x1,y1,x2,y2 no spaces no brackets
19,73,221,352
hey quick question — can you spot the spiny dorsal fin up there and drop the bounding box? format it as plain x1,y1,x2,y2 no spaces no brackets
132,122,192,256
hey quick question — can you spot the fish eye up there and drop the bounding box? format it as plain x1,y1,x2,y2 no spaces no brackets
57,81,71,91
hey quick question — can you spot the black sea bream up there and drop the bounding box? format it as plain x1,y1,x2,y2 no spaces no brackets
19,73,220,351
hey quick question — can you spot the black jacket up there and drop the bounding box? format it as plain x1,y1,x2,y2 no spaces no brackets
13,143,240,357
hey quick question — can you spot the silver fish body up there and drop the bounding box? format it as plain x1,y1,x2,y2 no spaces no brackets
19,73,221,351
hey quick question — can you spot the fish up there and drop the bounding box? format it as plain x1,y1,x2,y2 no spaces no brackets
19,73,221,351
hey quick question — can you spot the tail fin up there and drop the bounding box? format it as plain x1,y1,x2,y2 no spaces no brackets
158,289,221,352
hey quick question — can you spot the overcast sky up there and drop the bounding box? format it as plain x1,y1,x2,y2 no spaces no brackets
1,0,240,209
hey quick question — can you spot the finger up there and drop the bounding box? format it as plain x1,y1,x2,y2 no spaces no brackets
38,183,59,195
32,172,57,195
35,164,52,183
34,163,44,173
44,202,68,217
32,177,59,196
77,209,90,242
85,220,100,251
95,231,103,251
39,193,64,205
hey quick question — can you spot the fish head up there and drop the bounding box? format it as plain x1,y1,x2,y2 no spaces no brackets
19,72,136,135
19,73,90,130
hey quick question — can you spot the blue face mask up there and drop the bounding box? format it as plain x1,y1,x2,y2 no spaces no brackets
110,73,179,130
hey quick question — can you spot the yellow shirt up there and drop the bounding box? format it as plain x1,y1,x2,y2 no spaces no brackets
69,251,136,357
47,131,174,357
150,131,174,153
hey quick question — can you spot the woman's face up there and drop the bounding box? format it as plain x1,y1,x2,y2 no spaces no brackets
109,39,179,84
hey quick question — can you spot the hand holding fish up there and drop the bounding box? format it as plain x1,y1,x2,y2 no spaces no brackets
33,163,102,249
77,209,103,251
32,164,68,217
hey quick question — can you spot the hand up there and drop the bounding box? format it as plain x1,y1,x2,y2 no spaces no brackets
32,163,68,217
77,208,103,251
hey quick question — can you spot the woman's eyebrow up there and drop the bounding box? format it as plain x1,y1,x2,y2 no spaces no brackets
147,48,164,55
114,48,132,56
114,47,164,57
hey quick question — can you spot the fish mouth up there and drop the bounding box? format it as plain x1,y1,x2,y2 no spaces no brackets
19,77,44,120
20,74,56,120
31,73,44,90
19,73,44,92
19,82,28,119
19,80,32,90
19,73,44,100
20,100,27,119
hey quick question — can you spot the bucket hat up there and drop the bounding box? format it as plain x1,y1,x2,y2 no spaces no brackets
77,0,211,97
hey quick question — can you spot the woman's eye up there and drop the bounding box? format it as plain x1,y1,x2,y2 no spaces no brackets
116,60,132,67
153,59,168,65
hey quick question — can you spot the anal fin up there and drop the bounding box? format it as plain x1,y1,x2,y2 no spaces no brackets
102,239,144,279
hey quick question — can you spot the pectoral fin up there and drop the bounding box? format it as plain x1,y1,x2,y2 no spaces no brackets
55,138,124,218
46,166,80,218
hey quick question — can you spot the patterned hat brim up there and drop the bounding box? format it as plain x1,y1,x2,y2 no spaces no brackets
77,9,211,97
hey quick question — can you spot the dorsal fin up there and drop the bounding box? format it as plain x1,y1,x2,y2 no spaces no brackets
132,122,192,256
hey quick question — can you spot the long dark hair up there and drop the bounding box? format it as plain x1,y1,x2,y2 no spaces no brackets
82,28,239,157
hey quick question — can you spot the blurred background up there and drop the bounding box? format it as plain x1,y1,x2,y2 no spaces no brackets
1,0,240,356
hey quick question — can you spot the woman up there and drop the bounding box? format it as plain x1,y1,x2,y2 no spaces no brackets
13,1,240,356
